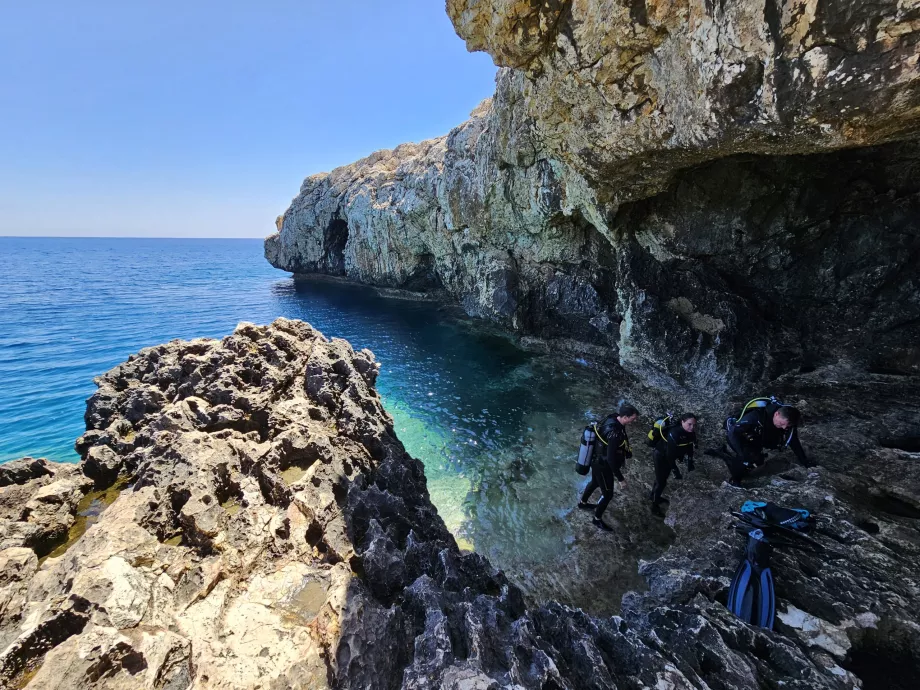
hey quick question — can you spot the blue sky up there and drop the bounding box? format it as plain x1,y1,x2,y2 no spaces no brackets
0,2,497,237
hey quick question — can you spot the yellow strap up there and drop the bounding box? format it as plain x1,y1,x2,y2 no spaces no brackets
595,422,630,453
740,398,771,418
592,424,608,445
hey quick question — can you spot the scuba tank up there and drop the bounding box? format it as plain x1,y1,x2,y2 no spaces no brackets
575,425,597,475
647,412,675,447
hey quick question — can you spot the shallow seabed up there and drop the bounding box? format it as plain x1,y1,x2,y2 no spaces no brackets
0,237,663,609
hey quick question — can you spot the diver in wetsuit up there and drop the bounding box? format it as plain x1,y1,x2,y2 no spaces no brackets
650,413,697,517
723,398,813,487
578,403,638,531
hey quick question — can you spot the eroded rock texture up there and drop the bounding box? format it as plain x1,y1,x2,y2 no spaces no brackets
447,0,920,198
0,458,93,558
266,1,920,390
1,319,918,689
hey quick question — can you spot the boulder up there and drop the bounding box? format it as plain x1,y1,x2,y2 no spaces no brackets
0,458,52,487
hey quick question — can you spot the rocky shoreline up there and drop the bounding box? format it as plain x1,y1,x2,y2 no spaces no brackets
1,319,917,689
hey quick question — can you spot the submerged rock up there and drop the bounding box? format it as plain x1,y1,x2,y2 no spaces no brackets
1,319,917,688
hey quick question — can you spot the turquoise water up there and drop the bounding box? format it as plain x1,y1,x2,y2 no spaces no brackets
0,237,615,577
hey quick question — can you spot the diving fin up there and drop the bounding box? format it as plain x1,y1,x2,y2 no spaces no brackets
727,556,755,622
758,564,775,629
740,500,813,530
730,512,823,551
726,529,776,629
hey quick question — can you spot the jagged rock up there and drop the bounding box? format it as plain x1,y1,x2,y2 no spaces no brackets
82,444,122,487
0,457,53,487
1,319,917,688
0,460,92,555
25,624,192,690
0,548,37,652
266,2,920,389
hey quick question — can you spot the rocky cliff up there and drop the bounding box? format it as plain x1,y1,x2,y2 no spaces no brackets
265,0,920,390
1,320,918,689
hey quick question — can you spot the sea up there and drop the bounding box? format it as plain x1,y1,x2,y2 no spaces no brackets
0,236,621,592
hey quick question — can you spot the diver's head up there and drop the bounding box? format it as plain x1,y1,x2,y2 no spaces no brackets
616,403,639,425
773,406,801,430
680,413,697,433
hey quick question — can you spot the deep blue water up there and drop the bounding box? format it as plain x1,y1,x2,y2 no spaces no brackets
0,237,613,577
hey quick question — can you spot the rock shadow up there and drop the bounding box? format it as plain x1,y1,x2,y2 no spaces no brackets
843,616,920,690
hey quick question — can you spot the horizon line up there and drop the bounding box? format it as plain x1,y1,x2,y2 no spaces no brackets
1,234,271,240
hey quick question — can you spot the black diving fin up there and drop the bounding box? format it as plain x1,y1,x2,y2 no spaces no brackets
726,529,776,629
730,511,824,551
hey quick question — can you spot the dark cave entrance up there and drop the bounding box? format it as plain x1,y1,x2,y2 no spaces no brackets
402,253,443,292
323,218,349,275
848,482,920,520
842,618,920,690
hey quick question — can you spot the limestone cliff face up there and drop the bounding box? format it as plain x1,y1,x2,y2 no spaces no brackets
447,0,920,203
266,1,920,390
264,87,610,338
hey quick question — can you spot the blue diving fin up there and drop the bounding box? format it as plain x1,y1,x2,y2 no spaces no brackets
758,565,775,629
726,529,776,629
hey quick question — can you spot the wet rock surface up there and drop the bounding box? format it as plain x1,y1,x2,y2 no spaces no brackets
1,318,917,689
266,2,920,390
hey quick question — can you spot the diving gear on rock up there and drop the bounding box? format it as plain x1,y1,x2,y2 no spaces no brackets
726,501,828,628
740,501,814,532
727,529,776,629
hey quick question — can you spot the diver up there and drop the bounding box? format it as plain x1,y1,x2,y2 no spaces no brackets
649,413,697,517
578,403,638,531
718,397,813,488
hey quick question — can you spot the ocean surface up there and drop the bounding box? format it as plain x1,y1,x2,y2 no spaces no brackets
0,237,617,585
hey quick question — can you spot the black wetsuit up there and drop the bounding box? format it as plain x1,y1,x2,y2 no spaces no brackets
725,402,810,482
651,424,697,505
581,416,630,519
